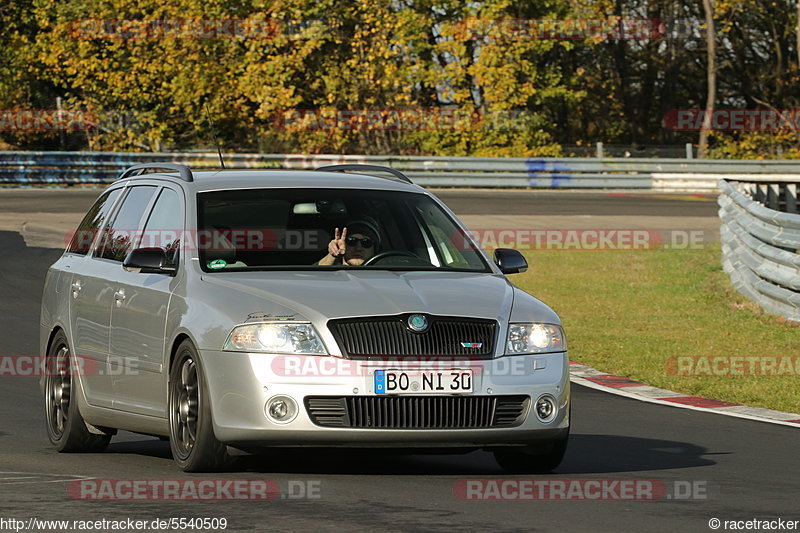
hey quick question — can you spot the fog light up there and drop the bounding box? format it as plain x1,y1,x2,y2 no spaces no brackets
270,401,288,419
535,395,557,423
265,395,298,424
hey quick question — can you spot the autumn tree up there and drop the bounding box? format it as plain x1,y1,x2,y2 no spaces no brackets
1,0,799,158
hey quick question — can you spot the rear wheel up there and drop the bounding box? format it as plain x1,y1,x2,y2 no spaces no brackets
44,331,111,452
492,429,569,474
168,340,232,472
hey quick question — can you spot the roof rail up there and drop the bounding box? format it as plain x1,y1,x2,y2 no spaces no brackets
119,163,193,182
315,164,413,184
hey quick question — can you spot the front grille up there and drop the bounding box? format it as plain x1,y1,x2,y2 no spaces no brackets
304,397,349,427
305,395,529,429
328,315,496,357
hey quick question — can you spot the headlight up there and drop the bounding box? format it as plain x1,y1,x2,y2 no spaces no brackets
223,322,327,354
505,323,566,355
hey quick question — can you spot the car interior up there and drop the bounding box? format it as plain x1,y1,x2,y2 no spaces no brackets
196,189,475,270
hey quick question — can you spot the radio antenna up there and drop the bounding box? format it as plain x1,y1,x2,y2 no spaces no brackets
204,103,226,169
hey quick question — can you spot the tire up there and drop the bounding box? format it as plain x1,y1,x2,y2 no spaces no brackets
492,429,569,474
168,340,232,472
44,331,111,452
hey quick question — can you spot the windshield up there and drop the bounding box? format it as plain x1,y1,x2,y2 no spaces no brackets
196,188,489,272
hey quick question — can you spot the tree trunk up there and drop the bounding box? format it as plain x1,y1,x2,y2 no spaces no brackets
698,0,716,159
796,0,800,71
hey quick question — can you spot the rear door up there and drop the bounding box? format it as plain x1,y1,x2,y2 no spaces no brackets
66,188,124,408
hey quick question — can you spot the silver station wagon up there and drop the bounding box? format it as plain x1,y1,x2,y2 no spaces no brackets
40,163,570,472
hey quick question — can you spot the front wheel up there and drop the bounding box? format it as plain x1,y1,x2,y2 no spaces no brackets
44,331,111,452
168,340,232,472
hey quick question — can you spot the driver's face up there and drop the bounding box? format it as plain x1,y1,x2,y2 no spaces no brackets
344,233,375,266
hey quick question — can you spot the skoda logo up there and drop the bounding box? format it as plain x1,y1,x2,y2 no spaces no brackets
407,314,429,332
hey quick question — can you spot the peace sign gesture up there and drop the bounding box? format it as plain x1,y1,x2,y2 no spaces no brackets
328,227,348,257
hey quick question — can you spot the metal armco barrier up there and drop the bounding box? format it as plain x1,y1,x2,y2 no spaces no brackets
719,178,800,321
3,151,800,191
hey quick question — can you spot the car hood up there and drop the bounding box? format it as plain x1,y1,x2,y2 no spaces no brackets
200,270,517,323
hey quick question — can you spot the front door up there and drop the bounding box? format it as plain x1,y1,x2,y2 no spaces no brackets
109,186,183,417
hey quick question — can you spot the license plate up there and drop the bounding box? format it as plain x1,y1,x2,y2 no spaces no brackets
374,370,473,394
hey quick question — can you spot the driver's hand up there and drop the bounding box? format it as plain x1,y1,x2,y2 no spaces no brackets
328,227,347,257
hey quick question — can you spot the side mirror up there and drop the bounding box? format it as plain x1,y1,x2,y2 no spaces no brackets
493,248,528,274
123,248,177,276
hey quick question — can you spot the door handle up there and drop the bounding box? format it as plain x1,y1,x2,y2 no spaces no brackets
71,281,81,299
114,289,126,305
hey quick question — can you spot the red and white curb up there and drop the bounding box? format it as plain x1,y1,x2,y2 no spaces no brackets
569,362,800,428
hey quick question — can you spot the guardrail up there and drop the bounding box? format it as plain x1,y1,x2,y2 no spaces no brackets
3,151,800,191
719,178,800,321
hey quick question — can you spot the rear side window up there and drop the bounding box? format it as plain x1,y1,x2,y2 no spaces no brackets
66,188,122,255
96,186,157,262
140,188,183,264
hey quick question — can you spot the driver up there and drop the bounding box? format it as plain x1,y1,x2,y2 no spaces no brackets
317,220,380,266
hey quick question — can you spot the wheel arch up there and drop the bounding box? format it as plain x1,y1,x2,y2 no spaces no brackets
45,324,68,353
41,325,70,394
168,332,194,373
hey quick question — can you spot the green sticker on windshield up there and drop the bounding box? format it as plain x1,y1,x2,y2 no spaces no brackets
208,259,227,269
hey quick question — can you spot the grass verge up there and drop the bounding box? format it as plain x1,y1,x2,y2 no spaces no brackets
513,243,800,414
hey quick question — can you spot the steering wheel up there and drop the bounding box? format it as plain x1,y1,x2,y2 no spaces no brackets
363,250,426,266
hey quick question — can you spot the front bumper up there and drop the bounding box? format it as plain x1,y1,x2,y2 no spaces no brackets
198,349,570,448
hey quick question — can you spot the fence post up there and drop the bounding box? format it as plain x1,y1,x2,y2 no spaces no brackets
785,184,798,214
766,183,779,210
754,184,767,203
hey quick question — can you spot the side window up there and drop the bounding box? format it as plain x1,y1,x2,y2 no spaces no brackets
140,188,183,264
66,188,122,255
96,186,157,262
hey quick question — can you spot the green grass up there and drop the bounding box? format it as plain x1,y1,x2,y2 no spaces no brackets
512,244,800,414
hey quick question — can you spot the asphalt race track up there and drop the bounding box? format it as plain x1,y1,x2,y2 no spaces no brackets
0,191,796,533
0,188,719,217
